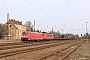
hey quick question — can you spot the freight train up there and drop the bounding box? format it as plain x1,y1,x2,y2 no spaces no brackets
21,31,54,42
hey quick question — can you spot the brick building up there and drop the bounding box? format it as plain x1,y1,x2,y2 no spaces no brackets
2,19,26,40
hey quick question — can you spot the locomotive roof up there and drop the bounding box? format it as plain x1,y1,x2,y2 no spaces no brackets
42,32,46,33
29,32,43,34
23,31,53,35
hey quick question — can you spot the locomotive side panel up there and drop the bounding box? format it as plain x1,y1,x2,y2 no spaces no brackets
21,31,54,42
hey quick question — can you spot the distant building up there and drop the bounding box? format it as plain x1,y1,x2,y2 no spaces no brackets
2,19,26,40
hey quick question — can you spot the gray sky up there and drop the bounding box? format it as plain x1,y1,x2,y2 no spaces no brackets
0,0,90,36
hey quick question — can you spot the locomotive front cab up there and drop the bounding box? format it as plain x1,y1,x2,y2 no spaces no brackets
21,31,29,41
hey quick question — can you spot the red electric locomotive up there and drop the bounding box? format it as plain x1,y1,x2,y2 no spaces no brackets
21,31,54,42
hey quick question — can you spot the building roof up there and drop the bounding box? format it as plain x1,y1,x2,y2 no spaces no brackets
6,19,22,25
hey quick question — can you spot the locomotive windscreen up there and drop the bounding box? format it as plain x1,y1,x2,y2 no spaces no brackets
22,32,28,34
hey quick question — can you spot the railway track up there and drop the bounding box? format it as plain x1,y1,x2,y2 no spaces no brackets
36,41,84,60
0,40,73,50
65,40,90,60
0,40,76,58
60,42,84,60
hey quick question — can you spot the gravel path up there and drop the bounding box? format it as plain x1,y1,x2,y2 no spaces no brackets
65,40,90,60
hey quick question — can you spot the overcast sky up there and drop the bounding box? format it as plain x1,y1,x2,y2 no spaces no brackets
0,0,90,36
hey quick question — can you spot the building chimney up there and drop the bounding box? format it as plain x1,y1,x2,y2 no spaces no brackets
19,21,22,25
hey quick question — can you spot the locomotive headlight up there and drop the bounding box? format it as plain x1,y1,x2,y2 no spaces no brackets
26,36,28,37
21,36,23,37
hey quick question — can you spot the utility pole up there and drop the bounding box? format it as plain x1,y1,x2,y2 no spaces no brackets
62,29,63,35
86,22,88,34
34,20,35,32
7,13,10,41
86,22,88,40
52,27,53,34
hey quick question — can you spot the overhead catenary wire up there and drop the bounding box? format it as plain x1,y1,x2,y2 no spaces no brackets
3,0,55,29
0,0,87,34
0,5,33,20
0,6,50,30
0,15,6,18
67,0,77,20
38,0,64,22
0,6,33,25
24,0,65,32
10,0,45,19
10,0,53,24
66,0,85,32
0,0,68,28
0,4,50,30
25,0,60,22
66,0,85,28
38,0,84,30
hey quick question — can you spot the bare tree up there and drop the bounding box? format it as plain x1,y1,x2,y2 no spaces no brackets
25,21,33,31
50,31,61,38
83,33,90,39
